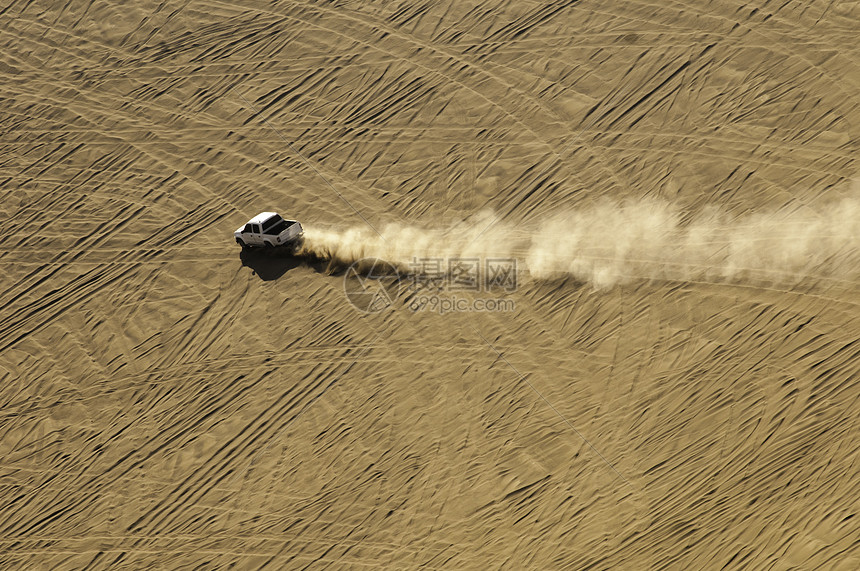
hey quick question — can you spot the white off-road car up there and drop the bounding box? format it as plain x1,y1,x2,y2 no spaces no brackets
234,212,304,250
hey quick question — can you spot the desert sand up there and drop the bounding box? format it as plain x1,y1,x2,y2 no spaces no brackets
1,0,859,568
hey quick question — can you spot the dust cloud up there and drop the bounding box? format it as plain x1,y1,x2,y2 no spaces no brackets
300,195,860,288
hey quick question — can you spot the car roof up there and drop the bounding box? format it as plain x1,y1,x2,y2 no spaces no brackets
248,212,278,224
244,212,298,225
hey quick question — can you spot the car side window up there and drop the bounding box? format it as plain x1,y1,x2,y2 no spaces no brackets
252,224,261,234
244,224,253,233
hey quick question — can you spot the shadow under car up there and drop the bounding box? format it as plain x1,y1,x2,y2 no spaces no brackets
238,246,334,281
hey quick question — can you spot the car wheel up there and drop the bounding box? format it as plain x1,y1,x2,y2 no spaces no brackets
264,241,273,249
236,238,247,249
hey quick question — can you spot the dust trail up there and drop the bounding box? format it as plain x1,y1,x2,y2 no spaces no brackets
526,196,860,287
300,209,528,268
299,195,860,288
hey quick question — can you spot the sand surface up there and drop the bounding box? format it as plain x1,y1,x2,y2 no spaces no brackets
1,0,859,568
